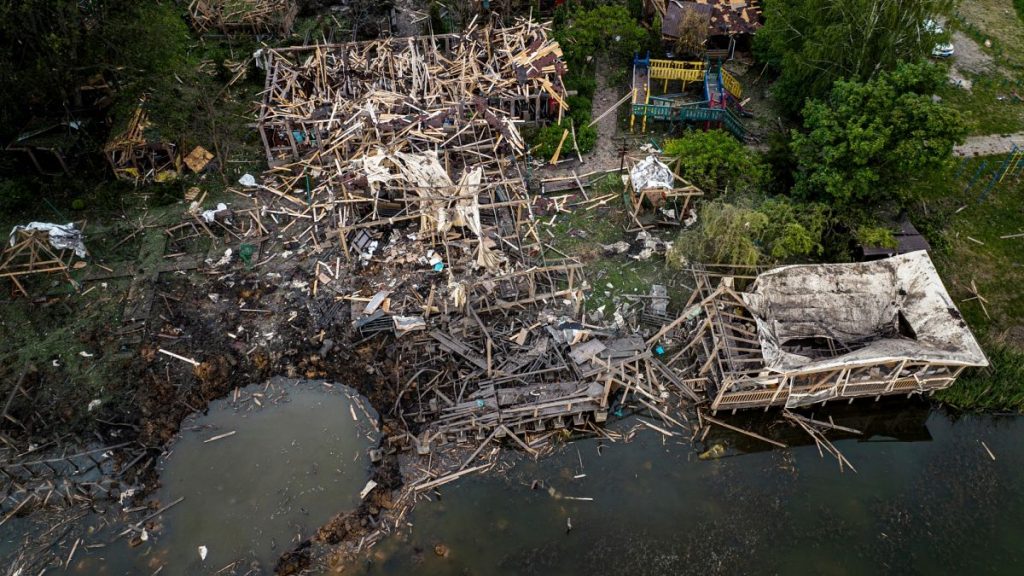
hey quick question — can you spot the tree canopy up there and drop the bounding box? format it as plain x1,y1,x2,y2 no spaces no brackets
669,197,831,267
663,130,767,195
790,61,965,210
0,1,191,138
756,0,954,116
554,5,649,71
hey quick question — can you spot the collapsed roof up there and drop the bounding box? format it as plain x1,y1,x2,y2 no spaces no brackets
682,251,987,411
741,251,987,372
662,0,763,38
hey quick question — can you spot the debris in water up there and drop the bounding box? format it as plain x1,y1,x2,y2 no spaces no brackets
203,430,236,443
981,440,996,461
198,545,208,561
699,443,726,460
360,479,378,499
434,544,450,558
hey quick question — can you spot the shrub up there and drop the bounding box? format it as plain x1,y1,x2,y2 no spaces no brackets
855,225,898,249
530,121,596,158
668,197,829,267
663,130,767,195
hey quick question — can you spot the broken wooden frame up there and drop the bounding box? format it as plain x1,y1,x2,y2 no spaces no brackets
256,17,568,166
675,255,988,413
103,101,179,184
0,229,80,297
624,154,703,228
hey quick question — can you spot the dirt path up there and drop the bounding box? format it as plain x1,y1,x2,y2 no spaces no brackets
955,131,1024,156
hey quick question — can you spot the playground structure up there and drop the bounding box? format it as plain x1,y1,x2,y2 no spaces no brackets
959,144,1024,202
629,54,747,139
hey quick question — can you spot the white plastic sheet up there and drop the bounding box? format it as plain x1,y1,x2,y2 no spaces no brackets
9,222,88,258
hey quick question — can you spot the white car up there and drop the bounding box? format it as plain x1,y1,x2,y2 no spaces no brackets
924,19,955,58
932,42,955,58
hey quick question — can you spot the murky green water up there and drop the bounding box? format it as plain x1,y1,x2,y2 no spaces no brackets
74,379,378,575
4,393,1023,575
354,401,1024,575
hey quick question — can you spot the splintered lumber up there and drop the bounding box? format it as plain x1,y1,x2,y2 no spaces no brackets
550,129,570,165
158,348,200,366
784,412,856,472
782,411,862,435
702,414,787,449
415,463,492,492
587,92,632,128
429,331,489,371
637,418,674,437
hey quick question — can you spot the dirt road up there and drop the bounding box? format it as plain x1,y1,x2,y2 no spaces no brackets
954,131,1024,157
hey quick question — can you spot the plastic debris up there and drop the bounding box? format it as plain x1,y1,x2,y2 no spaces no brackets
201,203,229,223
9,222,88,258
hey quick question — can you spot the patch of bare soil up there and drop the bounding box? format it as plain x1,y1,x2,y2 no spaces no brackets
954,131,1024,156
952,31,994,75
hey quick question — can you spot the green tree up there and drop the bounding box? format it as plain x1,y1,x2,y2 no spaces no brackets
668,197,829,267
756,0,954,116
791,62,965,209
555,5,648,71
663,130,767,195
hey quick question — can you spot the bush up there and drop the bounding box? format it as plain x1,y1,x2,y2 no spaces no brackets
0,178,34,213
566,95,592,125
555,5,648,71
756,0,956,116
530,121,596,158
855,225,898,249
668,197,829,267
792,62,965,212
663,130,767,195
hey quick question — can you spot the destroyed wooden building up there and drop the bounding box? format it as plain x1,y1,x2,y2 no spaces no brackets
649,0,764,59
243,18,689,453
188,0,298,36
681,251,987,412
104,100,179,184
256,20,568,166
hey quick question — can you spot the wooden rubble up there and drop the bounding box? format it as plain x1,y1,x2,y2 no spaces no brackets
238,17,694,456
188,0,298,36
103,100,180,184
0,229,80,297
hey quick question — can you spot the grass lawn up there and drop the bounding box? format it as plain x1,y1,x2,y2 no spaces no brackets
910,156,1024,411
543,173,691,317
946,0,1024,135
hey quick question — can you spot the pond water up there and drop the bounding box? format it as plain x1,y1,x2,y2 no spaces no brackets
353,400,1024,575
3,393,1022,575
69,379,378,575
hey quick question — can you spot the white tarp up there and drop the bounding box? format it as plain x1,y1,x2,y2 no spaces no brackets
629,155,674,193
740,251,988,372
9,222,88,258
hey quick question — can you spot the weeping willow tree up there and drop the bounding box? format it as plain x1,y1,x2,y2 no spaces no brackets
668,198,830,267
755,0,955,116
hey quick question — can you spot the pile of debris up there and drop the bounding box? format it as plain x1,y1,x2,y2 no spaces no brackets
103,99,179,184
256,16,567,166
229,16,695,460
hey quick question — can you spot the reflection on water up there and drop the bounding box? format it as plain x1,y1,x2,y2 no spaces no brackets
3,392,1023,576
355,404,1024,576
